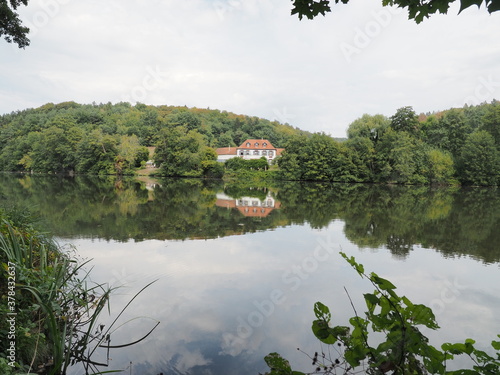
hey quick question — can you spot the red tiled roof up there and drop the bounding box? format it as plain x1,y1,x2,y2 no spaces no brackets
238,139,275,149
215,199,237,208
215,147,238,155
237,206,274,217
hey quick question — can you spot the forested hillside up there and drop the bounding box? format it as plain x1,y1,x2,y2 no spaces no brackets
1,100,499,185
278,101,500,186
0,101,307,176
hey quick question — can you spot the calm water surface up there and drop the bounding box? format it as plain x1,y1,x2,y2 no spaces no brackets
1,174,499,375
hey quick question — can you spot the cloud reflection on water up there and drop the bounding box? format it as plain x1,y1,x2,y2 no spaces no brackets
62,221,500,375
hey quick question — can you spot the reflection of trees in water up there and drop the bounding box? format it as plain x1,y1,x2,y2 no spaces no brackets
386,234,413,260
0,174,499,263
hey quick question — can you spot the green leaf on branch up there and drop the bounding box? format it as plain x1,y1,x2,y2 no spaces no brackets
264,352,297,374
313,301,331,321
407,304,439,329
459,0,483,12
291,0,331,20
442,341,474,355
370,273,396,291
363,292,380,312
491,339,500,350
486,0,500,11
340,251,364,276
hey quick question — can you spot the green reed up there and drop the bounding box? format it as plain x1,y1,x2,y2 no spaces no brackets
0,212,158,375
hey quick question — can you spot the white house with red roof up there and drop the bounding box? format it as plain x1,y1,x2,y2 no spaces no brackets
216,139,284,162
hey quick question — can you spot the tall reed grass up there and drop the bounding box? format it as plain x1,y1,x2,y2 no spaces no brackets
0,210,158,375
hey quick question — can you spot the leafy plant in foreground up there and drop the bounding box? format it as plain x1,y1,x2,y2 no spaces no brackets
262,252,500,374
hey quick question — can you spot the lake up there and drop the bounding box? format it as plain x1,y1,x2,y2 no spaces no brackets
0,174,499,374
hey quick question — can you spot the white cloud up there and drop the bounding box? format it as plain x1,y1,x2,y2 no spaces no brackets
1,0,499,137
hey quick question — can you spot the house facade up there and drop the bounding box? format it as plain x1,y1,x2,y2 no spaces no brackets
216,139,284,162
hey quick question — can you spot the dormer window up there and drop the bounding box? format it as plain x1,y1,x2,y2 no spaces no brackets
263,142,267,147
246,142,251,147
255,142,259,146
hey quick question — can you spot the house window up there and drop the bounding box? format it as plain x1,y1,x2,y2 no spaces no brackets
263,142,267,147
246,142,250,147
245,150,250,155
253,150,259,155
268,151,273,157
255,142,259,146
262,150,267,155
240,151,244,155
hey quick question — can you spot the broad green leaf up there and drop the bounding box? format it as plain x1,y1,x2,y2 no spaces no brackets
312,320,337,344
407,304,439,329
441,341,473,355
344,343,368,367
314,301,331,321
264,352,292,372
364,292,380,308
459,0,483,13
370,273,396,290
402,295,414,308
487,0,500,12
491,340,500,350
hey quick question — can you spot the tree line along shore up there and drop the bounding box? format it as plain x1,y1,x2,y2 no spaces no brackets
0,100,499,185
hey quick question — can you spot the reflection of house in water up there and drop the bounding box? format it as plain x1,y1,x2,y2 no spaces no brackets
216,192,281,217
136,176,162,201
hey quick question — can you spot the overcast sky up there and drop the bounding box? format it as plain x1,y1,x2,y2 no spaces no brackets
1,0,499,137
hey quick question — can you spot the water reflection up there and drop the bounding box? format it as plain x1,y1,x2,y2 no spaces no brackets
216,191,280,217
0,174,499,263
62,227,500,375
1,174,499,374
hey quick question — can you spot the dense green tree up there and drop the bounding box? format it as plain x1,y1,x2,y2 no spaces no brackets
439,108,473,157
390,106,420,135
0,0,30,48
344,136,376,181
169,110,202,131
347,113,390,143
278,133,352,182
216,132,236,148
114,135,147,175
458,130,499,185
30,126,71,173
0,101,302,175
76,129,118,174
424,148,456,184
481,101,500,147
154,126,220,177
421,114,447,149
375,129,424,184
